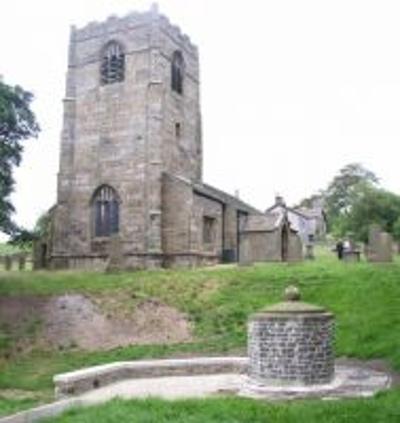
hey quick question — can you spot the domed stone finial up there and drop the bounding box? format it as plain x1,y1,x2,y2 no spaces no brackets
284,285,301,301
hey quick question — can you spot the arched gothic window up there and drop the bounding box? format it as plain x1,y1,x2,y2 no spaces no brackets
92,185,120,237
171,50,184,94
100,41,125,85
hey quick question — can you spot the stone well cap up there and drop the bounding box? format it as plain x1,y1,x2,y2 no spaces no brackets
257,286,329,314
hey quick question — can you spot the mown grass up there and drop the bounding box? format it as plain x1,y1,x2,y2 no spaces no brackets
44,391,400,423
0,251,400,417
0,397,39,417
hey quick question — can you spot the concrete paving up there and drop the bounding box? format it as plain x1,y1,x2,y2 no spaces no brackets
80,364,390,404
81,373,242,405
241,365,391,400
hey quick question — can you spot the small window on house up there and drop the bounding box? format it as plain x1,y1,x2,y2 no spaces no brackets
203,216,216,244
92,185,120,237
100,41,125,85
171,50,184,94
175,122,181,140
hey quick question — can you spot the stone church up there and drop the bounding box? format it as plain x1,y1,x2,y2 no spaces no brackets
46,4,260,270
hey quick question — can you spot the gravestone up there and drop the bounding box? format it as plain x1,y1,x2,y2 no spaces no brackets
367,225,393,263
343,250,361,262
106,236,124,272
18,254,26,271
305,244,315,260
4,256,12,271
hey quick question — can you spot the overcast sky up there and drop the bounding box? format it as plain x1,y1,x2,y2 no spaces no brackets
1,0,400,235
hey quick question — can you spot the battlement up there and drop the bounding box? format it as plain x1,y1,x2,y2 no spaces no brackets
72,3,197,56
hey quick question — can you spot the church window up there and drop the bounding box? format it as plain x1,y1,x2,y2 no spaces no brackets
171,50,184,94
100,41,125,85
92,185,120,237
203,216,216,244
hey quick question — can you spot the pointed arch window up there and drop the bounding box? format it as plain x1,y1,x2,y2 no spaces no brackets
100,41,125,85
92,185,120,237
171,50,184,94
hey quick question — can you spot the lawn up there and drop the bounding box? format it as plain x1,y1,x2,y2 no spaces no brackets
43,392,400,423
0,250,399,419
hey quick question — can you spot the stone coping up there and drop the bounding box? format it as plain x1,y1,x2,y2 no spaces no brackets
54,356,248,398
261,300,327,314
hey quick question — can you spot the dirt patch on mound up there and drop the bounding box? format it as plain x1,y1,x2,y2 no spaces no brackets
0,294,192,353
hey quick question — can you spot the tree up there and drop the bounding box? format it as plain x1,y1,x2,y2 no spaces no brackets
341,185,400,242
393,217,400,242
8,210,51,246
0,81,40,234
324,163,379,234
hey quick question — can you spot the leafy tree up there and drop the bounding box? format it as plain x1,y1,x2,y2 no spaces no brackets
8,210,52,246
393,217,400,242
324,163,379,233
0,80,40,234
339,185,400,242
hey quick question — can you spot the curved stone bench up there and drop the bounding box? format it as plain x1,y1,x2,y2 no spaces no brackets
54,356,248,398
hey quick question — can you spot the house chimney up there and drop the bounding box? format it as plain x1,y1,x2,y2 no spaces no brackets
275,195,285,207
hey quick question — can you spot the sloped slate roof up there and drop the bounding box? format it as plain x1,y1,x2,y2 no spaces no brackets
242,213,283,232
293,207,320,219
193,182,261,214
267,203,314,220
162,172,261,215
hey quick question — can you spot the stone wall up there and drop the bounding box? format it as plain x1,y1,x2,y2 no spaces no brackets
54,357,247,398
239,230,303,264
248,313,334,386
0,254,31,271
239,231,281,264
161,173,194,267
162,173,258,267
287,233,303,262
193,193,223,256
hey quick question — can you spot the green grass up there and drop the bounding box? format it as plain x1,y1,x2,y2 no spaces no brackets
0,397,39,418
0,251,400,418
43,391,400,423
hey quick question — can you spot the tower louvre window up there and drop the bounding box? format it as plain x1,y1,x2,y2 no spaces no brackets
92,185,120,237
175,122,181,139
171,50,184,94
100,41,125,85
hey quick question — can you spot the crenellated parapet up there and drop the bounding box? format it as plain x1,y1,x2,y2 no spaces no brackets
70,4,197,58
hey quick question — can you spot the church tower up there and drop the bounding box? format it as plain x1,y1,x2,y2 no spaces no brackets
51,5,202,269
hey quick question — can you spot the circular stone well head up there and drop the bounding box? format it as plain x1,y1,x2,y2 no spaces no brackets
248,286,335,386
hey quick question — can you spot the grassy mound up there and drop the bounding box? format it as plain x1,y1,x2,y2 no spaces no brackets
0,252,399,417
